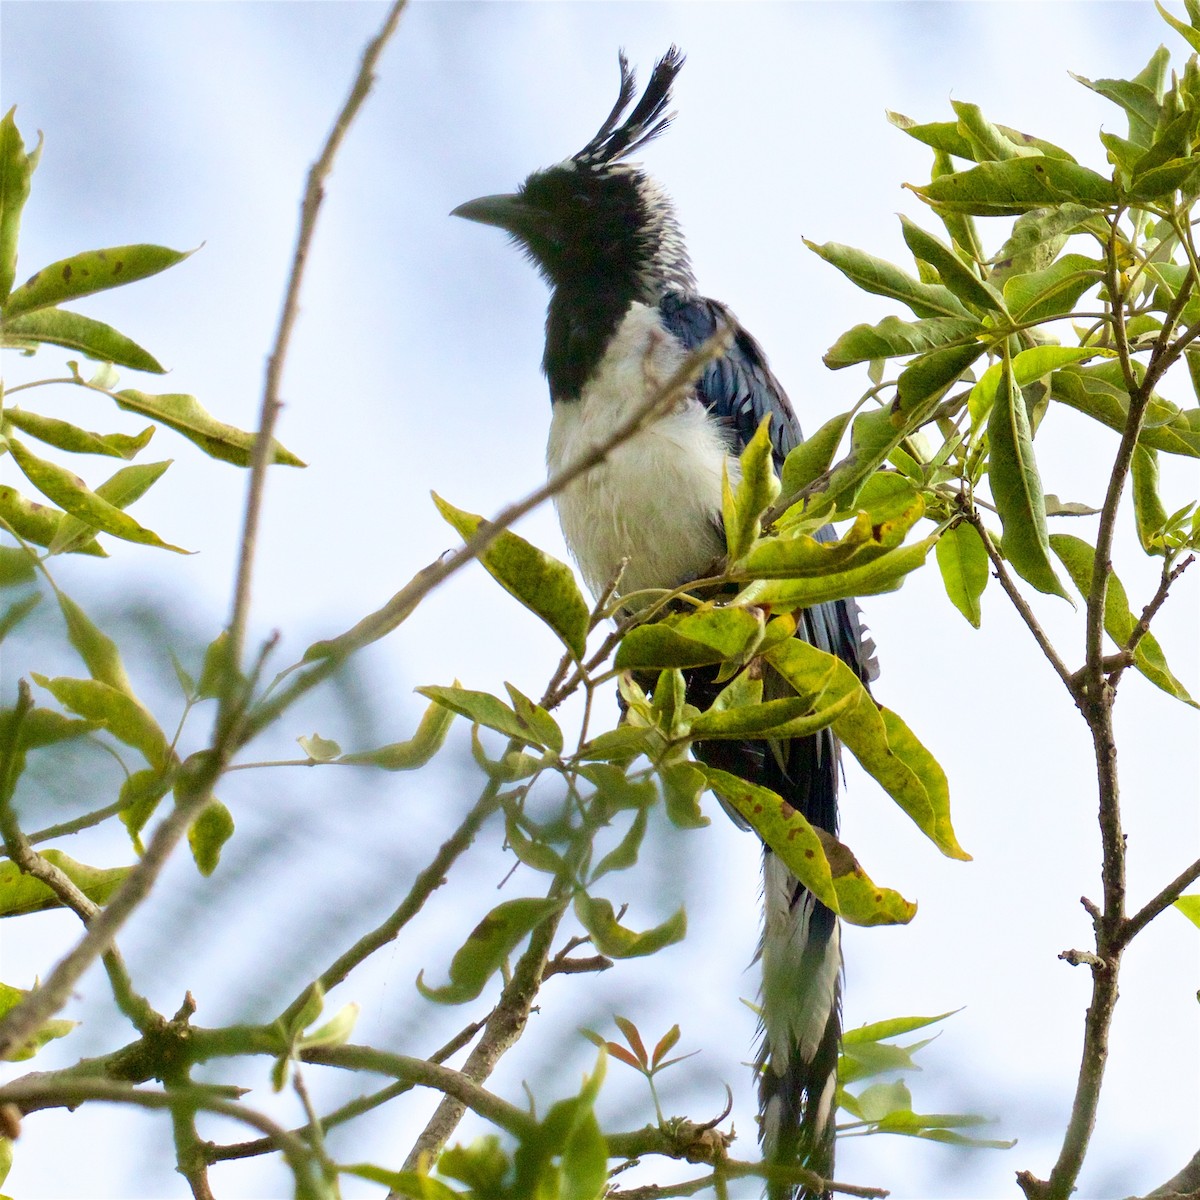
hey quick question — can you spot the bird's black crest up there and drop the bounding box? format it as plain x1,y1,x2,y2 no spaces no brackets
573,47,685,167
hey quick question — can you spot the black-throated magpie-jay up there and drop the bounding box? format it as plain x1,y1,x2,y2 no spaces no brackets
453,48,876,1198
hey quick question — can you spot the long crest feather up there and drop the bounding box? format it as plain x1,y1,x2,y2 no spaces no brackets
573,46,686,166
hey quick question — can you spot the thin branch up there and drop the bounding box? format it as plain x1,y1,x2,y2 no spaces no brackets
398,903,565,1178
967,515,1080,701
226,0,409,670
247,324,734,740
1109,553,1196,691
1119,854,1200,948
277,782,502,1028
0,1078,322,1197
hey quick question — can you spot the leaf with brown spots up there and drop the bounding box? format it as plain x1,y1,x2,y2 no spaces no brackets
3,243,193,318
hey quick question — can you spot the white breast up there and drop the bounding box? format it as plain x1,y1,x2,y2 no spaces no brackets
546,303,735,602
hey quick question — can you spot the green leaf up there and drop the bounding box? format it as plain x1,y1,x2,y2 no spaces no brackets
7,440,186,554
804,239,972,319
341,1165,462,1199
578,725,649,765
31,672,171,768
0,849,130,917
0,485,102,556
417,897,563,1003
704,768,835,905
843,1009,960,1044
113,390,304,467
2,308,165,373
886,109,1075,162
895,342,986,418
735,532,938,609
0,982,74,1059
579,763,656,813
433,494,590,659
49,459,173,555
766,639,968,860
722,416,780,561
1,705,98,751
572,894,686,958
187,800,234,876
991,205,1100,279
744,491,925,578
1131,445,1170,552
0,107,41,302
659,761,709,829
1159,0,1200,53
0,546,36,589
1174,894,1200,928
935,522,988,627
1051,364,1200,457
55,591,134,694
417,684,555,751
3,244,193,318
1070,70,1159,146
118,769,172,851
590,807,648,882
689,689,855,740
706,768,916,925
823,315,981,370
1001,254,1103,324
987,356,1069,597
615,606,765,671
969,346,1105,427
0,593,40,644
297,733,341,762
505,684,563,756
4,407,154,460
899,215,1005,314
911,157,1118,215
298,1000,360,1050
337,698,456,770
503,809,566,875
1049,532,1198,706
196,630,236,701
780,412,852,497
950,99,1039,162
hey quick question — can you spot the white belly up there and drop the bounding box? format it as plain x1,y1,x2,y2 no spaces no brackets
546,303,735,601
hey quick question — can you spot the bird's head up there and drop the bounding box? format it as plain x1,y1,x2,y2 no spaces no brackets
452,48,695,303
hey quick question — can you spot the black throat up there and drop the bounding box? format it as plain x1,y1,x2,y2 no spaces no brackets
543,276,644,403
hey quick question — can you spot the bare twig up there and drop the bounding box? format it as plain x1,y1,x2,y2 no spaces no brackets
226,0,409,670
1119,854,1200,948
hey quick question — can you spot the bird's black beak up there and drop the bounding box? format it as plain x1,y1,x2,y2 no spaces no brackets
451,193,549,242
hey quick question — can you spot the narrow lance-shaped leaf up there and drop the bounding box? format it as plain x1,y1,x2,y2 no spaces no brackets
433,494,589,660
114,390,304,467
3,244,194,318
7,439,187,554
31,672,171,769
2,308,165,373
0,485,104,557
780,411,852,495
1130,445,1170,552
417,684,552,751
766,638,968,860
899,215,1006,314
337,697,456,769
50,458,173,555
55,591,135,694
935,521,988,628
1050,533,1198,707
822,315,981,370
572,894,687,959
986,354,1069,598
0,107,41,302
723,415,779,560
804,239,972,319
4,407,154,460
416,896,563,1003
910,157,1118,215
0,849,130,917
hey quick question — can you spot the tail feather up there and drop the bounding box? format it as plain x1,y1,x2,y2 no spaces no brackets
760,854,841,1200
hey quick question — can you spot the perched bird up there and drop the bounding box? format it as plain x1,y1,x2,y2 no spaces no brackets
453,49,875,1198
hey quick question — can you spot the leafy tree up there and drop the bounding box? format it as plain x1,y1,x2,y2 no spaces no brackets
1,4,1198,1199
